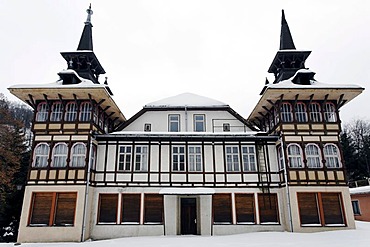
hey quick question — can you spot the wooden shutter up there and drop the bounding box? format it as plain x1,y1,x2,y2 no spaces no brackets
258,194,279,223
235,194,255,223
29,193,53,226
297,193,320,225
144,194,163,223
122,194,141,223
98,194,118,223
213,194,232,223
322,193,344,225
54,193,77,226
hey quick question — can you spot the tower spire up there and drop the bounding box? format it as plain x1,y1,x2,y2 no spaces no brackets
77,4,93,51
280,9,296,50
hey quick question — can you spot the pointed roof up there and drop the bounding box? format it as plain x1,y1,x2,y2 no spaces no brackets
144,93,228,108
280,10,296,50
77,4,93,50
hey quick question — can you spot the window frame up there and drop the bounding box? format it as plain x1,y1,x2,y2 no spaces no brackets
79,102,92,122
51,143,68,168
70,143,87,167
241,145,257,172
144,194,164,224
64,102,77,122
121,193,141,224
323,144,341,168
97,194,119,224
295,102,307,122
50,102,63,122
188,145,202,172
309,102,322,122
225,145,240,172
258,193,279,224
36,102,49,122
351,200,361,215
324,103,337,123
118,145,132,171
172,145,186,172
168,114,180,132
33,143,50,168
134,145,148,171
213,193,232,224
194,114,205,132
305,144,322,168
223,123,230,132
287,144,303,168
280,103,293,122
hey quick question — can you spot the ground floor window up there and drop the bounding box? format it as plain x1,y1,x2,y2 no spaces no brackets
29,192,77,227
235,193,255,223
121,194,141,223
297,192,345,226
351,200,361,215
144,194,164,224
98,194,119,224
213,194,232,224
258,194,279,223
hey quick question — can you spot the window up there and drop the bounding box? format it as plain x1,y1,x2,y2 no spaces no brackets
144,123,151,132
144,194,163,224
98,194,118,224
90,145,97,170
29,192,76,226
194,114,205,132
242,146,256,171
225,146,240,171
297,192,345,226
135,146,148,171
52,143,68,167
36,102,49,122
65,102,77,121
79,102,92,121
121,194,141,223
70,143,86,167
33,143,49,167
295,103,307,122
324,103,337,122
168,114,180,132
258,193,279,223
352,200,361,215
309,103,322,122
50,102,63,121
287,144,303,168
280,103,292,122
305,144,321,168
213,194,232,224
223,123,230,132
188,146,202,171
277,146,284,170
323,144,341,168
172,146,185,171
235,194,255,223
118,146,132,171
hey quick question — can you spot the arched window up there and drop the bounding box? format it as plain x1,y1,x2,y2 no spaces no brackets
52,143,68,167
36,102,49,122
50,102,63,121
287,144,303,168
295,103,307,122
80,102,92,121
305,144,321,168
309,103,322,122
324,103,337,122
65,102,77,122
70,143,86,167
323,144,341,168
281,103,293,122
33,143,49,167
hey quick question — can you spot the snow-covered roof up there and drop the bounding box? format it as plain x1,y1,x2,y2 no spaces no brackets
350,185,370,195
110,131,260,136
144,93,229,108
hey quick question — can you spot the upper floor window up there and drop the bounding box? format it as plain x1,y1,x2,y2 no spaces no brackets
50,102,63,122
241,146,256,171
33,143,49,168
172,146,185,171
281,103,293,122
65,102,77,122
309,103,322,122
324,103,337,122
226,146,240,171
36,102,49,122
168,114,180,132
80,102,92,121
278,146,284,170
70,143,86,167
188,146,202,171
287,144,303,168
194,114,205,132
118,146,132,171
52,143,68,167
295,103,307,122
90,145,97,170
305,144,321,168
223,123,230,132
323,144,341,168
135,146,148,171
144,123,151,132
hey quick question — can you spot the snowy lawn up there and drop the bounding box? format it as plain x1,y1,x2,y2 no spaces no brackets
1,221,369,247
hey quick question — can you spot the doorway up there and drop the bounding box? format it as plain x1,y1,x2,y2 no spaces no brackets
181,198,197,235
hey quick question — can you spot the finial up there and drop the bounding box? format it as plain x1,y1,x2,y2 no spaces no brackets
104,77,108,85
265,77,270,85
85,4,93,24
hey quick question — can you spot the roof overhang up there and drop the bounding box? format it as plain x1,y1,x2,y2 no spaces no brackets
268,50,311,74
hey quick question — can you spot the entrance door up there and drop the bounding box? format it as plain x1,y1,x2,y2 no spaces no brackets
181,198,197,235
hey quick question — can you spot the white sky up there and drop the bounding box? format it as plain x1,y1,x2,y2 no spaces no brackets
1,0,370,123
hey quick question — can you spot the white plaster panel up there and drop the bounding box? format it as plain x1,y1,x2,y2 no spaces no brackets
96,145,106,172
214,145,224,172
171,174,186,182
133,174,148,182
203,145,214,172
105,145,117,171
150,145,159,172
35,135,52,141
116,174,131,182
216,174,225,183
160,145,170,172
226,174,242,182
188,174,203,182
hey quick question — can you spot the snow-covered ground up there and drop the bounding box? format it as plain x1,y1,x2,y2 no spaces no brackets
2,221,369,247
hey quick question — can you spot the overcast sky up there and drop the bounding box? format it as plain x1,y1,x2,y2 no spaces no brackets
1,0,369,123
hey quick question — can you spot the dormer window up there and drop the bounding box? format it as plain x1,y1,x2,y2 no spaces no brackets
194,114,205,132
168,114,180,132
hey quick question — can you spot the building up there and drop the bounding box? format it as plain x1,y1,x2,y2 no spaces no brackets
8,7,364,243
350,185,370,221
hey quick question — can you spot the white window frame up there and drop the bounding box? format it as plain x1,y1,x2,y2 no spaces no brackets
295,102,307,122
90,145,97,170
278,146,284,170
323,144,341,168
188,146,202,172
52,143,68,167
324,103,337,123
36,102,49,122
241,145,256,171
118,145,132,171
309,103,322,122
168,114,180,132
172,146,186,171
305,144,322,168
79,102,92,121
70,143,87,167
50,102,63,122
33,143,49,167
134,145,148,171
65,102,77,122
287,144,303,168
281,103,293,122
225,146,240,172
194,114,205,132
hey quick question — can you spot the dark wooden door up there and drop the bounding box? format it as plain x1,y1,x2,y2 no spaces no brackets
181,198,197,235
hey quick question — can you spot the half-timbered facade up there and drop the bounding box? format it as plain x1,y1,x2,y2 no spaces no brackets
8,7,363,243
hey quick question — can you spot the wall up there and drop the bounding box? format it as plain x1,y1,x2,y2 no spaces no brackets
351,194,370,222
